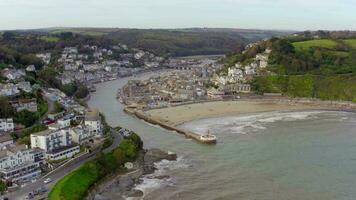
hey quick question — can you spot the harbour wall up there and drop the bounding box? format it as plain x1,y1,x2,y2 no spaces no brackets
124,107,212,144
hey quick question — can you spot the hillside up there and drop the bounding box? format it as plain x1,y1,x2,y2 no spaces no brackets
43,28,290,57
223,31,356,102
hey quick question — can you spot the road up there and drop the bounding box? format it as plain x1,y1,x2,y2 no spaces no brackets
2,130,123,200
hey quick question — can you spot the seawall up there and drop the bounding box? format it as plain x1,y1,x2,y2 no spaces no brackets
124,107,214,144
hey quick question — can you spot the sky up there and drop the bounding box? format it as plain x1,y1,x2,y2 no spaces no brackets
0,0,356,31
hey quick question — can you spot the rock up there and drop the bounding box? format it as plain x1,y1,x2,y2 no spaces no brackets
127,189,144,197
155,175,170,179
144,149,177,164
144,149,177,174
117,176,135,190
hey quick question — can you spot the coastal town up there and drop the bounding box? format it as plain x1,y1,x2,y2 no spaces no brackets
0,33,259,197
119,46,272,109
0,40,172,199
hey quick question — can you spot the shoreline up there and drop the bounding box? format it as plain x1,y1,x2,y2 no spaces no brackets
143,98,341,127
88,149,177,200
122,97,356,144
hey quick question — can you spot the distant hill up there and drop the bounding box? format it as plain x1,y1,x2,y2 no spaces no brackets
223,30,356,102
41,28,291,57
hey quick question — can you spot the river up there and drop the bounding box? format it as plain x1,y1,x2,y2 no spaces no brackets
88,73,356,200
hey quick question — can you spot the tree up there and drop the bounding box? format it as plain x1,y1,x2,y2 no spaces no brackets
0,97,14,118
53,101,64,113
2,31,16,40
113,148,126,165
0,180,7,194
19,54,44,69
74,83,89,99
14,110,38,127
61,83,77,97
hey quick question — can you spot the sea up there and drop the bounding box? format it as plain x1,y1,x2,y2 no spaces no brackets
88,73,356,200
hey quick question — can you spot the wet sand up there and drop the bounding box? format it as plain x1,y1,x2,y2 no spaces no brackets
145,100,325,126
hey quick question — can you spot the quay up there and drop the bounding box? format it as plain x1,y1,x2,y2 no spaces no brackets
124,107,217,144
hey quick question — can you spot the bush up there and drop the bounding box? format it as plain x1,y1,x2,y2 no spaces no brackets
102,137,113,149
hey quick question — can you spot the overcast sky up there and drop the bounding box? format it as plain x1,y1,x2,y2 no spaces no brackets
1,0,355,31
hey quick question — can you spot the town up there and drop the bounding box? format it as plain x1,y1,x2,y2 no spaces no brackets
0,40,269,197
0,39,168,198
120,46,271,109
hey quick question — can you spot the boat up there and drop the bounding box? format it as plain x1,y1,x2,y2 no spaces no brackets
199,130,217,144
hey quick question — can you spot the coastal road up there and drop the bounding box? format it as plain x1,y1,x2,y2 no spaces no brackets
2,130,123,200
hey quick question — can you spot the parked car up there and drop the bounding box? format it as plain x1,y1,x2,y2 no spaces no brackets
43,178,52,184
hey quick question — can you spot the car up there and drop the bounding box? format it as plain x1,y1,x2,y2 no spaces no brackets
39,186,47,193
31,179,37,183
43,178,52,184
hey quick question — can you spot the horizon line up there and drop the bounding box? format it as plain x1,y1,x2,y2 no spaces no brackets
2,26,355,33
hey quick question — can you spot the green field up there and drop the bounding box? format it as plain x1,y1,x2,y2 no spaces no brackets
253,75,356,102
48,134,142,200
343,39,356,49
48,161,100,200
292,39,338,51
40,36,60,42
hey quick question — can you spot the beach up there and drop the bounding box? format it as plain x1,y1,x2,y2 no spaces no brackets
145,100,326,126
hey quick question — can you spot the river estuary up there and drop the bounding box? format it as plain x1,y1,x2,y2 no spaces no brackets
88,73,356,200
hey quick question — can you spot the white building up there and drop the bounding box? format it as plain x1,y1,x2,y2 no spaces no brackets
0,83,20,97
84,109,103,137
69,125,101,144
16,81,32,93
1,68,25,81
36,53,51,65
30,128,80,161
0,119,14,133
0,145,42,183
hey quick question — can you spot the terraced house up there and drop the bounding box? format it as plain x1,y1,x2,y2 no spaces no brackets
0,145,43,184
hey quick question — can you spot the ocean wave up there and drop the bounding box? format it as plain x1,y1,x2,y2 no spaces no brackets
180,110,334,135
129,156,189,200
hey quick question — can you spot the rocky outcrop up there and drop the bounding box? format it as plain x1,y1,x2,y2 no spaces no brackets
92,149,177,200
144,148,177,174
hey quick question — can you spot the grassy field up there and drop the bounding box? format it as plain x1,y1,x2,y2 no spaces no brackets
343,39,356,49
40,36,60,42
292,39,338,51
48,134,142,200
48,161,100,200
253,75,356,102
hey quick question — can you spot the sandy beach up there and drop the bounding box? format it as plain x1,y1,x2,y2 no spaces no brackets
145,100,326,126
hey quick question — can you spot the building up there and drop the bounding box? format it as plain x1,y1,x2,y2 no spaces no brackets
70,125,100,144
0,145,42,184
10,99,38,112
0,119,14,133
0,134,14,149
16,81,32,93
30,128,79,161
1,68,25,81
84,109,103,137
0,83,20,97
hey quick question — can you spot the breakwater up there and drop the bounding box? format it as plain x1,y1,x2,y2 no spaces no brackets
124,107,216,144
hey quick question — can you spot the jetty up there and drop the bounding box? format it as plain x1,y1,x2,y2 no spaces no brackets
124,107,217,144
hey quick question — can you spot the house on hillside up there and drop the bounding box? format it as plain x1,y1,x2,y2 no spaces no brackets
0,144,43,184
0,119,14,134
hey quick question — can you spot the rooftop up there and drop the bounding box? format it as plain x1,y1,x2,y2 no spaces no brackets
0,134,13,143
85,108,100,121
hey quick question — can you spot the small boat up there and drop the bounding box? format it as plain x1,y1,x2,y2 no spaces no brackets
199,130,217,144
